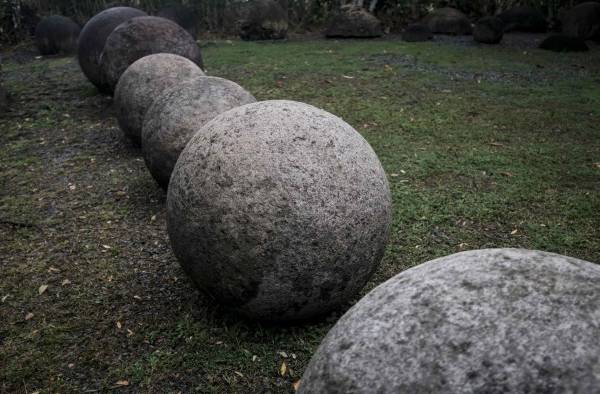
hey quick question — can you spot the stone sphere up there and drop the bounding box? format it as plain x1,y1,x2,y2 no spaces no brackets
299,248,600,393
325,6,383,39
142,76,256,189
77,7,147,93
498,6,547,33
35,15,80,55
401,23,433,42
423,7,472,35
540,34,589,52
100,16,203,92
473,16,504,44
239,0,288,40
114,53,205,145
563,2,600,41
167,100,392,322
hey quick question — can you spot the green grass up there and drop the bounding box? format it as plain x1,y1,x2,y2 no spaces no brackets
1,37,599,393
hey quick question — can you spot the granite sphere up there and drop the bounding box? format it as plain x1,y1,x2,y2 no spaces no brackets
299,248,600,393
114,53,205,145
35,15,80,55
142,76,256,189
167,100,392,322
77,6,147,93
100,16,203,92
473,16,504,44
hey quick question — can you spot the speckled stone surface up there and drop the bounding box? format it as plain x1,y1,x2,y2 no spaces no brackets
167,100,392,322
99,16,203,92
114,53,204,145
142,76,255,189
299,248,600,394
77,7,147,93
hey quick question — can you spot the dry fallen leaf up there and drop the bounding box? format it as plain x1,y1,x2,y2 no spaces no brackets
279,351,288,358
62,279,71,286
116,321,122,329
25,312,34,320
293,380,301,391
234,371,244,378
1,295,8,303
115,380,129,386
511,229,518,235
127,329,134,337
38,285,48,295
280,361,288,377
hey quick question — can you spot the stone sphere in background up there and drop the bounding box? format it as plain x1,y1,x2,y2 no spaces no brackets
77,6,147,93
539,34,589,52
401,23,433,42
114,53,205,145
239,0,288,40
35,15,80,55
157,5,199,38
325,6,383,38
422,7,472,35
498,5,547,33
299,248,600,393
142,76,256,189
167,100,392,322
473,16,504,44
562,2,600,41
100,16,203,92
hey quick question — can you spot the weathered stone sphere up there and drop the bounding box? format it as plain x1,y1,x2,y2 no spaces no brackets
35,15,80,55
142,76,256,189
114,53,205,145
100,16,203,92
77,6,147,93
239,0,288,40
299,248,600,393
540,34,589,52
167,100,392,322
325,6,383,38
473,16,504,44
498,6,547,33
563,2,600,41
423,7,472,35
401,23,433,42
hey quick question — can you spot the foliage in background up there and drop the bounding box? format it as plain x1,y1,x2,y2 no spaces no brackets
0,0,586,43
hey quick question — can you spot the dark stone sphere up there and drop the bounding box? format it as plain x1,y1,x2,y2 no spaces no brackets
562,2,600,41
540,34,589,52
77,7,147,93
325,6,383,38
474,16,504,44
35,15,80,55
157,5,199,38
167,100,392,322
498,6,547,33
239,0,288,40
142,76,256,189
423,7,472,35
401,23,433,42
99,16,203,93
299,249,600,393
114,53,205,146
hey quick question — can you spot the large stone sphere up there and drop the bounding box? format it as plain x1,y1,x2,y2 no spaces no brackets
423,7,472,35
142,76,256,189
239,0,288,40
100,16,203,92
35,15,80,55
77,6,147,93
299,248,600,393
473,16,504,44
167,100,392,322
114,53,204,146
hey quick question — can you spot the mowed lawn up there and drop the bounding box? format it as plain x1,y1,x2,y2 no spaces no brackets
1,36,599,393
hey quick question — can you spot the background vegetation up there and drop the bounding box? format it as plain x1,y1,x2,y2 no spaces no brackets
0,0,588,43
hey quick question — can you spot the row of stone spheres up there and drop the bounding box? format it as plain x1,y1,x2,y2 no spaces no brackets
31,2,600,392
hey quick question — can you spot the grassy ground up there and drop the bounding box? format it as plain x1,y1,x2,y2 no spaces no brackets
1,35,599,393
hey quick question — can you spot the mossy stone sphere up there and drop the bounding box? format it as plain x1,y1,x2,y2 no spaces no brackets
300,249,600,393
114,53,205,145
167,100,392,322
142,76,256,189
